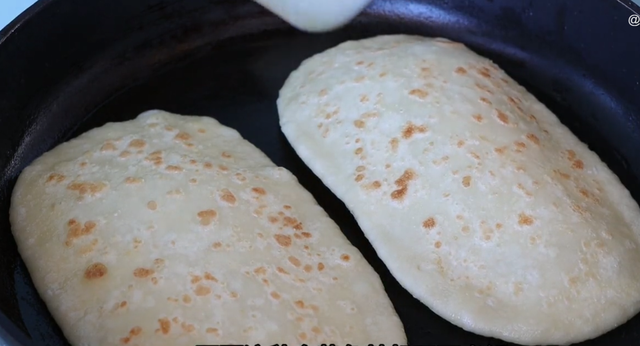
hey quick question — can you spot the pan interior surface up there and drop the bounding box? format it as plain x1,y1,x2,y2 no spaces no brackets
0,0,639,345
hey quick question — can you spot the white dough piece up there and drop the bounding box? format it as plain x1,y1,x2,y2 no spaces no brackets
253,0,372,32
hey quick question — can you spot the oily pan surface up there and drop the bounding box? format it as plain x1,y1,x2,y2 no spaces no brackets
9,110,406,345
277,35,640,345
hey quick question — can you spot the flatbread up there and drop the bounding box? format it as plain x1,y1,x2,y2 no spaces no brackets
253,0,371,32
9,110,406,346
277,35,640,345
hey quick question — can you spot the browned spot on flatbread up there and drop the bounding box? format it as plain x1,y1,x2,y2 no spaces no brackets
65,220,97,246
353,119,366,129
181,322,195,333
252,187,267,196
67,181,108,196
402,122,428,139
165,165,183,173
253,266,267,276
119,326,143,344
197,209,217,226
282,216,304,231
147,201,157,211
288,256,301,267
571,204,587,215
475,83,493,94
409,89,429,100
394,169,416,187
455,67,467,74
423,217,436,230
119,151,132,159
202,272,217,282
274,234,292,247
514,141,527,150
462,176,472,188
157,318,171,335
518,213,535,226
277,267,290,275
174,132,192,142
526,133,540,145
84,262,108,280
360,111,378,120
270,291,281,300
477,66,492,78
133,268,154,278
294,300,305,309
304,264,313,272
324,108,340,120
494,146,507,155
194,284,211,296
389,137,399,153
46,173,66,184
218,189,237,205
317,263,325,271
517,184,533,198
127,139,146,150
572,160,584,170
100,142,117,152
367,181,382,190
143,151,163,166
457,140,465,148
472,114,485,123
390,169,416,201
495,110,510,125
125,177,142,185
355,174,364,182
479,97,492,105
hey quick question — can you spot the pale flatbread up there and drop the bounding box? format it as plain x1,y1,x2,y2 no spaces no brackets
253,0,371,32
277,35,640,345
9,110,406,346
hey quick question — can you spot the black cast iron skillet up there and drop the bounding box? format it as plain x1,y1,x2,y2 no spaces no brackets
1,0,640,345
